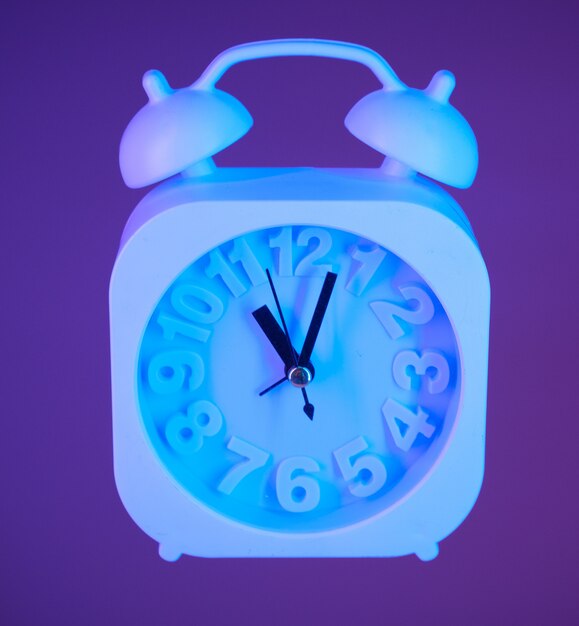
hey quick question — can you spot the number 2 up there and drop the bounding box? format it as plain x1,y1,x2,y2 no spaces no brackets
295,228,333,276
268,227,334,276
370,285,434,339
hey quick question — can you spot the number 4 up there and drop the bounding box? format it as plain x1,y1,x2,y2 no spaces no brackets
382,398,435,452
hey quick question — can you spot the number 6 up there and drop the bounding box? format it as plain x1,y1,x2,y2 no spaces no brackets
276,457,321,513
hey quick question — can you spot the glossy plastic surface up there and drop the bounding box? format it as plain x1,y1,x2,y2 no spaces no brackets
110,169,490,561
119,39,478,188
345,72,478,188
112,40,487,561
119,70,252,189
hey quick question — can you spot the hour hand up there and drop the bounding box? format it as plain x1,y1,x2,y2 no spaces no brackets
252,305,298,369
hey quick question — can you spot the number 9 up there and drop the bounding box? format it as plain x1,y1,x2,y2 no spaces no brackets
147,350,204,394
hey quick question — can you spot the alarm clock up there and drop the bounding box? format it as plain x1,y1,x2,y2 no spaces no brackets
110,39,489,561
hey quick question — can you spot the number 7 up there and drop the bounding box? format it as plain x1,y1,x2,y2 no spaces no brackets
217,437,270,495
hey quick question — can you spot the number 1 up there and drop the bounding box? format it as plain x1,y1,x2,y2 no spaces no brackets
346,244,387,296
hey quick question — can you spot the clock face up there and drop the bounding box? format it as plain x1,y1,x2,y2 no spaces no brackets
137,225,461,533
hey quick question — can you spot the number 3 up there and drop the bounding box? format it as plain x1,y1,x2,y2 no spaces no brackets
393,350,450,394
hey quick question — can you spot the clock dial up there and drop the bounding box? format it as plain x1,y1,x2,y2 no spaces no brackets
137,225,461,533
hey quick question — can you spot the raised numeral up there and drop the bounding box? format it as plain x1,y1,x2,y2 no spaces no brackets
205,249,246,297
333,437,387,497
393,350,450,394
157,314,211,343
217,437,270,495
205,238,266,297
269,227,334,277
158,284,224,343
382,398,435,452
346,244,387,296
228,237,267,286
269,227,293,276
165,400,223,454
370,285,435,340
147,350,204,394
276,456,321,513
172,284,224,323
295,228,333,276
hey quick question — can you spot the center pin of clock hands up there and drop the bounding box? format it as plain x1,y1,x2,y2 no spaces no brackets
252,269,338,420
263,269,314,419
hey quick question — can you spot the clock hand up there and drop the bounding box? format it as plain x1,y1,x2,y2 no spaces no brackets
298,271,338,367
257,272,336,404
258,376,287,397
252,305,299,369
253,306,315,397
265,269,314,420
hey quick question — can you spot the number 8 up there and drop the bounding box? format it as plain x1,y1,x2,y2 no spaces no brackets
165,400,223,454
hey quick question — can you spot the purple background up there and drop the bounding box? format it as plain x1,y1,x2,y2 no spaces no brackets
3,1,578,624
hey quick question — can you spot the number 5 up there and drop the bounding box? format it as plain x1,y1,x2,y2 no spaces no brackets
333,437,387,497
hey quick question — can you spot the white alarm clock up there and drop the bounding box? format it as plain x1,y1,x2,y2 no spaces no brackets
110,39,489,561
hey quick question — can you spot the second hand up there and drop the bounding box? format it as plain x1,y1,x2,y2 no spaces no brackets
265,269,314,420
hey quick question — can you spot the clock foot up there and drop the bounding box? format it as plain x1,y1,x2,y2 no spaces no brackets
158,542,182,562
415,541,439,562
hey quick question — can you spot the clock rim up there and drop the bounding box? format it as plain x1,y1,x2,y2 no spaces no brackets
110,198,489,559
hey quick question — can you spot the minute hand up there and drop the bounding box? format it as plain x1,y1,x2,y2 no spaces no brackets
298,272,338,366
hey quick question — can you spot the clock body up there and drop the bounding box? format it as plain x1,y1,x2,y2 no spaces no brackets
110,167,490,560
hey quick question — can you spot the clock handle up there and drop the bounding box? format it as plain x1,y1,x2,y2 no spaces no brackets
120,39,477,189
192,39,406,91
189,39,476,188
